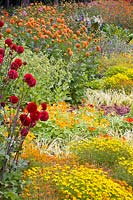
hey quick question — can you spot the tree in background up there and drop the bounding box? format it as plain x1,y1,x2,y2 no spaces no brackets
2,0,30,8
4,0,10,8
21,0,30,6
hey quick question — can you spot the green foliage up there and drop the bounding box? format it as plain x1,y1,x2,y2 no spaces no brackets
102,23,132,42
87,79,103,90
0,168,24,200
22,49,100,105
21,50,71,103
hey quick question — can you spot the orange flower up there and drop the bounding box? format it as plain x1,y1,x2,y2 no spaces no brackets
4,11,9,17
17,22,23,26
85,52,90,57
75,43,80,48
46,30,51,35
87,36,91,42
121,137,126,142
13,33,18,37
94,39,97,43
88,127,96,131
72,34,77,39
33,36,38,41
10,19,15,24
47,21,51,26
67,42,72,45
56,18,62,23
99,133,112,139
124,117,133,123
6,28,11,34
27,29,32,34
67,49,73,56
96,46,101,52
76,30,80,35
67,48,71,52
43,35,49,39
81,25,87,31
81,41,88,48
38,32,43,37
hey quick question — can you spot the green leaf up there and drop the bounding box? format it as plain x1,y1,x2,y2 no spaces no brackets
4,191,20,200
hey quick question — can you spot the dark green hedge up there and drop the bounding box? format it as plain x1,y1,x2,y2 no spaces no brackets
1,0,92,8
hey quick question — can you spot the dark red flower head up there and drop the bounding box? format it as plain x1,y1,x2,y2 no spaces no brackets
24,74,36,87
1,102,5,107
17,46,24,54
21,128,29,137
0,20,4,27
10,62,19,70
5,38,12,47
24,73,33,82
23,61,27,65
27,78,36,87
40,111,49,121
30,121,36,128
8,69,18,79
30,111,40,122
26,102,37,113
0,54,3,65
14,58,22,67
0,48,5,56
10,43,18,51
41,102,47,110
20,114,31,126
9,95,19,104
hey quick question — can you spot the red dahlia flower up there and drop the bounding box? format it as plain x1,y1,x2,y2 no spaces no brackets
0,48,5,56
17,46,24,54
24,74,36,87
20,114,31,126
14,58,22,67
0,55,3,65
27,78,36,87
24,73,33,82
9,96,19,104
41,102,47,110
30,121,36,128
0,20,4,27
21,128,29,137
30,110,40,122
8,69,18,79
26,102,37,113
10,62,19,70
10,43,18,51
5,38,12,46
1,102,5,107
40,111,49,121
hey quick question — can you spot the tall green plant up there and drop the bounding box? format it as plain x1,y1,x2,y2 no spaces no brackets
0,20,49,199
